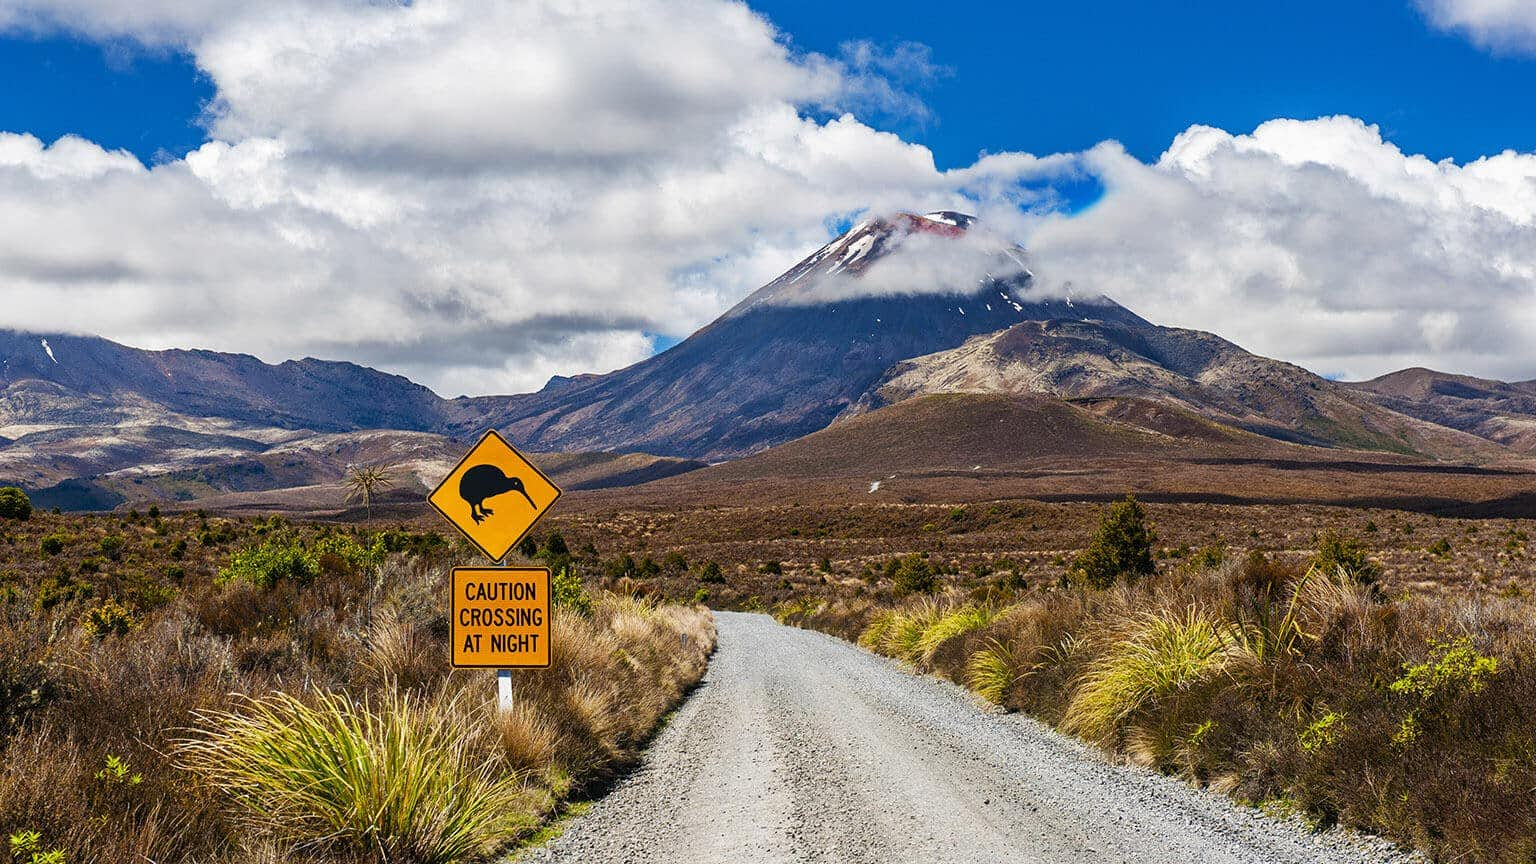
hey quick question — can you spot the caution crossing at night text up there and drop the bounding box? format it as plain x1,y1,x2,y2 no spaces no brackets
450,566,551,668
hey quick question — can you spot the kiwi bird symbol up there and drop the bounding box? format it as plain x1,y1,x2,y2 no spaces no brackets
458,464,536,524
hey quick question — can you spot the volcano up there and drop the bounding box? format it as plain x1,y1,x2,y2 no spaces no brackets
450,212,1147,460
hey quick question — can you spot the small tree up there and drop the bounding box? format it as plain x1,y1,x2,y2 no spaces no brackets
343,465,394,521
891,553,937,597
0,487,32,521
1072,494,1156,589
1311,530,1381,585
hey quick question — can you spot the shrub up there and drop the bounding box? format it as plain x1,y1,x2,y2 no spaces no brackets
1071,495,1155,589
696,561,724,584
1310,530,1381,585
311,533,385,574
540,532,569,558
8,830,64,864
79,598,135,638
551,568,593,617
0,488,31,521
96,534,125,561
218,541,318,589
178,691,531,863
1299,710,1346,753
890,554,937,598
1388,637,1498,747
37,536,64,557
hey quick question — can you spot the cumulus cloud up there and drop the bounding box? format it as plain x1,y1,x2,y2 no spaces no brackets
0,0,1534,397
1024,116,1536,381
0,0,1024,395
1417,0,1536,54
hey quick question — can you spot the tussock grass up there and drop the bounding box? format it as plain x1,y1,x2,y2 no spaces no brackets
0,525,714,864
1063,607,1247,743
177,691,533,864
916,604,999,664
966,639,1021,705
788,537,1536,863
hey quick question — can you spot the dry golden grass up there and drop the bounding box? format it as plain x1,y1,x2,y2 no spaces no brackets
0,518,714,864
787,543,1536,863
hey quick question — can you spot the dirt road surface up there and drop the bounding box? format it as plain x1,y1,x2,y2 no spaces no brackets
525,611,1413,864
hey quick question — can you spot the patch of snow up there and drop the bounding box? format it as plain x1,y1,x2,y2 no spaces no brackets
985,304,992,311
972,465,982,470
40,339,57,364
957,307,965,315
922,212,959,226
868,481,881,493
841,234,876,264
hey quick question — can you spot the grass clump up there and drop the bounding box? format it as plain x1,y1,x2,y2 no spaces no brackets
967,640,1021,705
1063,607,1244,745
178,691,530,863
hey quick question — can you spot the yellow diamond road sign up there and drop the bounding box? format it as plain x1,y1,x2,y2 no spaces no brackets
428,430,562,562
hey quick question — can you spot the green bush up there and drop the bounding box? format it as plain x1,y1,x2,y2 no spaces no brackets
551,568,593,617
0,485,31,516
37,535,65,556
891,554,937,598
0,488,31,521
1389,637,1498,747
218,541,318,589
696,561,724,584
311,533,386,573
8,830,64,864
1310,530,1381,585
79,598,135,638
96,534,125,560
1072,495,1156,589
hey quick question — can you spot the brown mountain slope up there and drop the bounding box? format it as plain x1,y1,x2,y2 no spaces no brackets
857,319,1501,461
573,393,1536,516
1346,368,1536,453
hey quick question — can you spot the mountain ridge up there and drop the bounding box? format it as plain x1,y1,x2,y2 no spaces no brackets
3,212,1535,510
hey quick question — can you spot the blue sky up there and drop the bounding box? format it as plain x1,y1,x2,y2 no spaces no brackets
5,1,1532,169
2,0,1535,393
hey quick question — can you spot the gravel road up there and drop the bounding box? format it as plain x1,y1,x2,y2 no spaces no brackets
525,611,1415,864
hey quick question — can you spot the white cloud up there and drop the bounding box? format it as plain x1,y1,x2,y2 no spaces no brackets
1417,0,1536,54
0,0,1029,396
1024,116,1536,382
0,1,1534,398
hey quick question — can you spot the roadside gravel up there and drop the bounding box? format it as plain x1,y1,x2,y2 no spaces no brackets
524,611,1416,864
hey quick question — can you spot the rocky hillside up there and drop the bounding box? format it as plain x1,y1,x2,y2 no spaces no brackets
860,319,1500,460
1346,368,1536,453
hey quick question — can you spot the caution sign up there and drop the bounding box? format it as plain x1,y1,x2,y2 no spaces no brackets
428,430,562,563
450,567,551,668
